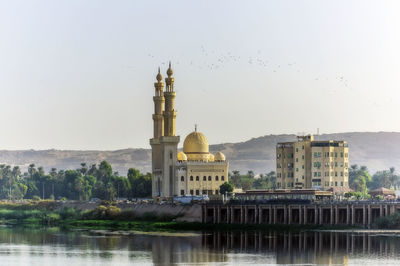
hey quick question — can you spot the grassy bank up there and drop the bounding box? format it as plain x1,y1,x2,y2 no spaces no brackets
0,202,361,232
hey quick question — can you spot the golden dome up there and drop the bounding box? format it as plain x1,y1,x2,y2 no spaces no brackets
214,152,226,161
208,153,215,162
177,151,187,161
183,131,209,154
183,131,209,161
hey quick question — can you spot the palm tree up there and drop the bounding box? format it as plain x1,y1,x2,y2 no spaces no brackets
389,167,398,189
28,164,36,178
80,163,88,175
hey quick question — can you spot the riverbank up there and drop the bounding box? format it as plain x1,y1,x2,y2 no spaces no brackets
0,209,358,232
1,201,398,231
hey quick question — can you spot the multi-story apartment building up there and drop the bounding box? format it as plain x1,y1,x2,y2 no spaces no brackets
276,135,349,190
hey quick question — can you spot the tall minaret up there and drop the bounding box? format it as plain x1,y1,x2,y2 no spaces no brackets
150,64,180,199
153,68,165,138
163,62,177,136
150,68,165,198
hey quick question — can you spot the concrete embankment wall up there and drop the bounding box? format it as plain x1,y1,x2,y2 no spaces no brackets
53,201,202,222
117,203,202,222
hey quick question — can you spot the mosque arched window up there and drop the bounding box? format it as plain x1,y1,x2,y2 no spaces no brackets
203,176,206,181
196,176,199,181
208,176,211,181
215,176,219,181
221,176,225,181
181,176,184,182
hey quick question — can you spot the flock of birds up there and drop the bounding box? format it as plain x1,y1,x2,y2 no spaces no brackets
143,45,350,89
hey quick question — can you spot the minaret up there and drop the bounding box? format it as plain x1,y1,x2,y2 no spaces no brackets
150,68,165,198
153,68,165,138
150,64,180,199
163,62,177,136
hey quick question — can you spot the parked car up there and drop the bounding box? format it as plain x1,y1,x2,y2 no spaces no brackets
173,194,209,204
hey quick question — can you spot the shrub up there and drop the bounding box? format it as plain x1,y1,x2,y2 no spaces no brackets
32,196,41,201
374,212,400,229
106,206,121,218
59,207,80,220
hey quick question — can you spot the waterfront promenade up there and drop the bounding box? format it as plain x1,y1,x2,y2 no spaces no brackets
202,201,400,227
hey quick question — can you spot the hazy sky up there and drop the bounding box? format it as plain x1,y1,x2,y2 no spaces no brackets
0,0,400,150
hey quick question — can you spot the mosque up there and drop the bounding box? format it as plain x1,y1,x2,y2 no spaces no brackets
150,64,229,198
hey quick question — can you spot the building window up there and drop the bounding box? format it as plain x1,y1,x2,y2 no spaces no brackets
196,176,199,181
335,152,338,158
181,176,184,182
335,172,338,177
318,172,321,177
196,190,199,195
190,176,193,181
170,152,172,159
302,145,304,150
314,172,317,177
302,175,304,180
296,168,298,172
340,152,343,157
341,172,343,177
203,176,206,181
215,176,219,181
215,190,219,195
221,176,225,181
208,176,211,181
180,190,184,195
296,148,298,152
190,189,194,195
296,158,298,162
277,154,281,158
335,162,338,167
341,182,343,186
202,190,207,195
302,155,304,159
302,165,304,169
335,181,338,187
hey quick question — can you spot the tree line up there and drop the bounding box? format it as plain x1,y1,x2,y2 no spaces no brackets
349,165,399,196
220,165,400,196
220,170,277,194
0,161,151,200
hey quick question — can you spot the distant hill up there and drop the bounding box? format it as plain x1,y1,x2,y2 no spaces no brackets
0,132,399,175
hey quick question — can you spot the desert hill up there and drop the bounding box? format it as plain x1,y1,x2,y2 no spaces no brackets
0,132,399,175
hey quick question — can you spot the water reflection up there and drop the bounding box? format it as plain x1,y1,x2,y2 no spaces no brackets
0,228,399,265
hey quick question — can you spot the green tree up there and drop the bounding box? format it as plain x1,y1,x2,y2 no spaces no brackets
230,170,241,188
128,168,151,198
98,161,112,182
219,182,234,195
349,165,371,196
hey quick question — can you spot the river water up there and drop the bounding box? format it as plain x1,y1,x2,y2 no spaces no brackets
0,228,399,265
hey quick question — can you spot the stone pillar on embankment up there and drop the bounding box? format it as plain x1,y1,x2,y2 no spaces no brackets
202,202,400,228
